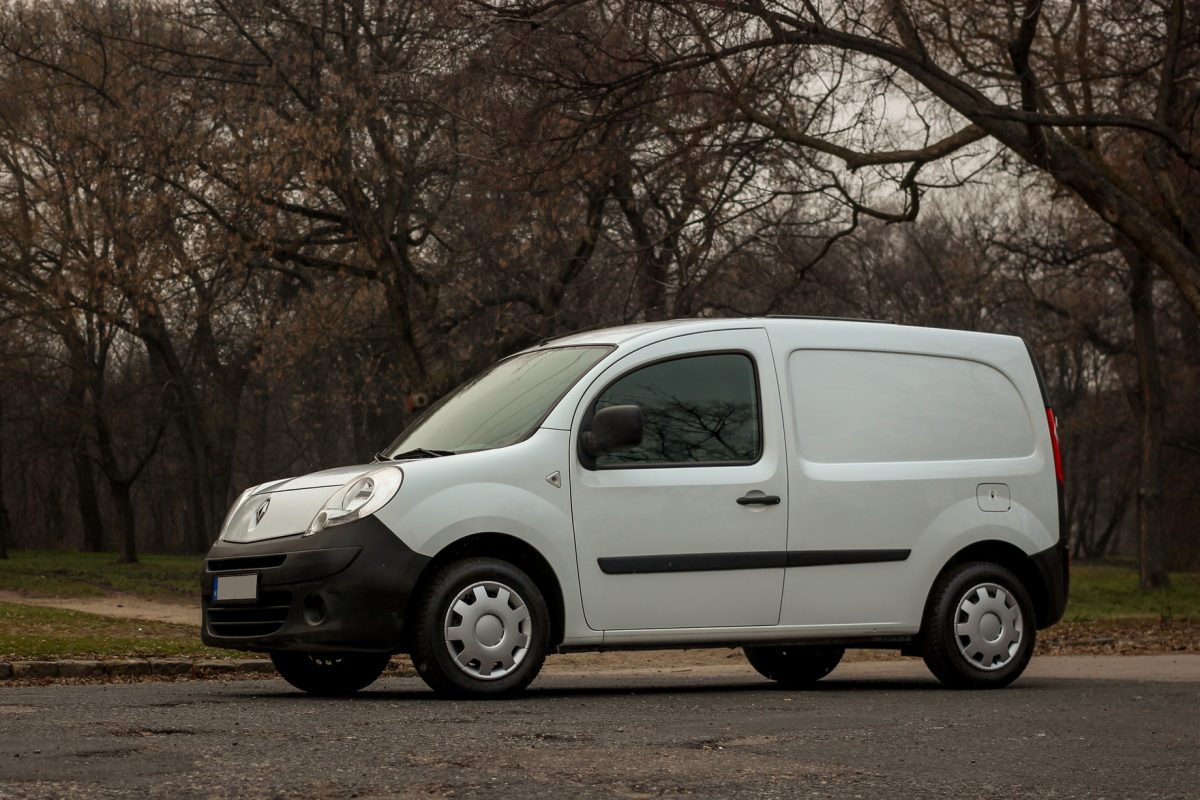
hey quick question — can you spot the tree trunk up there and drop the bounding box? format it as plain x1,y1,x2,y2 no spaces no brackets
0,488,9,560
133,308,218,551
73,451,106,552
64,374,107,552
132,302,254,552
0,392,10,559
110,479,138,565
1127,250,1170,589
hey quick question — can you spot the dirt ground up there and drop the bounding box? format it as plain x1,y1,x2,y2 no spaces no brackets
0,591,201,626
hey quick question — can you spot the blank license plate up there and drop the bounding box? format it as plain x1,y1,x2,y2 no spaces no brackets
213,574,258,603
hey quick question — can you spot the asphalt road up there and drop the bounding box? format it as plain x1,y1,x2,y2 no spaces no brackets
1,656,1197,799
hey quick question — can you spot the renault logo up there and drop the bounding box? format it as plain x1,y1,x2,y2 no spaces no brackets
254,498,270,525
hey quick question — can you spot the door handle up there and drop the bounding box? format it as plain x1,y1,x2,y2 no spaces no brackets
736,494,781,506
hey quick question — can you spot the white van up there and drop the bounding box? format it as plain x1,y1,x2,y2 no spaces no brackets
202,317,1069,697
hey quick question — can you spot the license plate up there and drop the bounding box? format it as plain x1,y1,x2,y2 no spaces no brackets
213,574,258,603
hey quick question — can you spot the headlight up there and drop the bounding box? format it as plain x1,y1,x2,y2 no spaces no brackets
217,485,260,542
305,466,403,536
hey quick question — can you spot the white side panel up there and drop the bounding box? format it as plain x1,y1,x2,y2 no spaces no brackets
789,349,1034,463
768,322,1060,631
373,430,602,646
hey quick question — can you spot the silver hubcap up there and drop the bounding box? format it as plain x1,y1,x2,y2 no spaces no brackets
954,582,1024,671
444,580,531,680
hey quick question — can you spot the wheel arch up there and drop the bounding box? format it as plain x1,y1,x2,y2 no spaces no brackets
406,532,566,648
931,540,1053,629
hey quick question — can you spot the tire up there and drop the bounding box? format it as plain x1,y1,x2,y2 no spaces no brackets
411,557,550,698
920,561,1036,689
270,651,390,696
743,645,845,687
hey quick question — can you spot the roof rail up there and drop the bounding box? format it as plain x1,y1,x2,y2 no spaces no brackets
766,314,895,324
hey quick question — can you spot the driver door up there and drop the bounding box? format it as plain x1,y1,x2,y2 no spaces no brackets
570,328,788,631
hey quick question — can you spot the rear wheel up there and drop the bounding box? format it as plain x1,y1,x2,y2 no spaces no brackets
270,651,390,696
411,557,549,698
743,645,844,687
920,561,1036,689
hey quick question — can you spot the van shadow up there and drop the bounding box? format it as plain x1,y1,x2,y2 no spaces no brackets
249,675,959,703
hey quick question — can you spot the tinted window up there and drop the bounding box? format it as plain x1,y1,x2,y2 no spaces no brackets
593,353,760,467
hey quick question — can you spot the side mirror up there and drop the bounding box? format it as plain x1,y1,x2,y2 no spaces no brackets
583,404,644,456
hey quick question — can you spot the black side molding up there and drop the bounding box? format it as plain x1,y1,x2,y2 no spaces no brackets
785,549,910,567
597,549,911,575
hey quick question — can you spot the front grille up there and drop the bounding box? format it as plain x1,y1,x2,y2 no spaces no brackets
207,590,292,637
207,554,287,572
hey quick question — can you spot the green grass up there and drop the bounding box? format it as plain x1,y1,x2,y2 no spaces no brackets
0,602,244,660
1065,564,1200,622
0,550,203,601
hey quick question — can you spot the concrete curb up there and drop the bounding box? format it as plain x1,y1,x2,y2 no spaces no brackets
0,658,274,680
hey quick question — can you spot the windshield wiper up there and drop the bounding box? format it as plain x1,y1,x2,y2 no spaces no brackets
380,448,456,461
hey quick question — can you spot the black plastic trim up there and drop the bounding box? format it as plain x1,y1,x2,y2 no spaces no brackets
1021,338,1052,407
785,549,911,567
597,549,911,575
766,314,895,324
736,494,781,506
206,554,287,572
201,515,430,654
1030,541,1069,628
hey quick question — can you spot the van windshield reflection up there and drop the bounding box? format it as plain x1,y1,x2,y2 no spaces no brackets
383,345,612,456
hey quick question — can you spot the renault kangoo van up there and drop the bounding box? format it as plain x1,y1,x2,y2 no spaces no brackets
202,317,1068,697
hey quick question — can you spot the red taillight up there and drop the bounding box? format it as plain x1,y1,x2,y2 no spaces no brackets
1046,408,1064,483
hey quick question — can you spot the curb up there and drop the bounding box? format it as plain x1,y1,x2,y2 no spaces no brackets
0,658,274,681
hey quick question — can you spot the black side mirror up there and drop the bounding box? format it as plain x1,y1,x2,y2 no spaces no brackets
583,404,644,456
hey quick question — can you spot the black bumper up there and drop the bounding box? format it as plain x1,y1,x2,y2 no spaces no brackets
201,516,429,654
1031,540,1070,629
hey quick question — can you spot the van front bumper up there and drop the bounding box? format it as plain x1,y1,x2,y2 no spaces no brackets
200,516,429,654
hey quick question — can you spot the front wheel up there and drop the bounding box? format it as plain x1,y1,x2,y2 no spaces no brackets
920,561,1036,689
743,645,845,687
411,557,550,698
270,651,391,696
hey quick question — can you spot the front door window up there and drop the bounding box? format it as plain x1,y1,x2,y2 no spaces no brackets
591,353,761,468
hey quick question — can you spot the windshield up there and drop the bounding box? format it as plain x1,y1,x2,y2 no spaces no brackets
384,345,612,455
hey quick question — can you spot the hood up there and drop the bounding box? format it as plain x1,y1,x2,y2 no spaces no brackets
221,463,379,544
258,463,381,493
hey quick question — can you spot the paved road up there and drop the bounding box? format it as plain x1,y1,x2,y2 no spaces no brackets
1,656,1197,799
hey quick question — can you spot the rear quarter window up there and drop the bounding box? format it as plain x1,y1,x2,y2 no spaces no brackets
788,349,1034,463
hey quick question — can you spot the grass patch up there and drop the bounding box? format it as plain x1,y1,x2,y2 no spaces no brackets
0,550,202,601
0,602,246,660
1066,565,1200,622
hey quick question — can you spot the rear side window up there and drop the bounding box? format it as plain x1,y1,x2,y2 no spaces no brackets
788,350,1034,463
593,353,761,467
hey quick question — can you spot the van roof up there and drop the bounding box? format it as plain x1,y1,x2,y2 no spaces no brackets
540,316,896,348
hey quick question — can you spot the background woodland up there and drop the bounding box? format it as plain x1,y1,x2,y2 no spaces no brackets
0,1,1196,586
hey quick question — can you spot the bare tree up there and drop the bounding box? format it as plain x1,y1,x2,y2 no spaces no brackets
494,0,1200,316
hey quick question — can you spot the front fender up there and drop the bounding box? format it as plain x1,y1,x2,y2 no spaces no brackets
391,483,570,557
378,480,598,643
